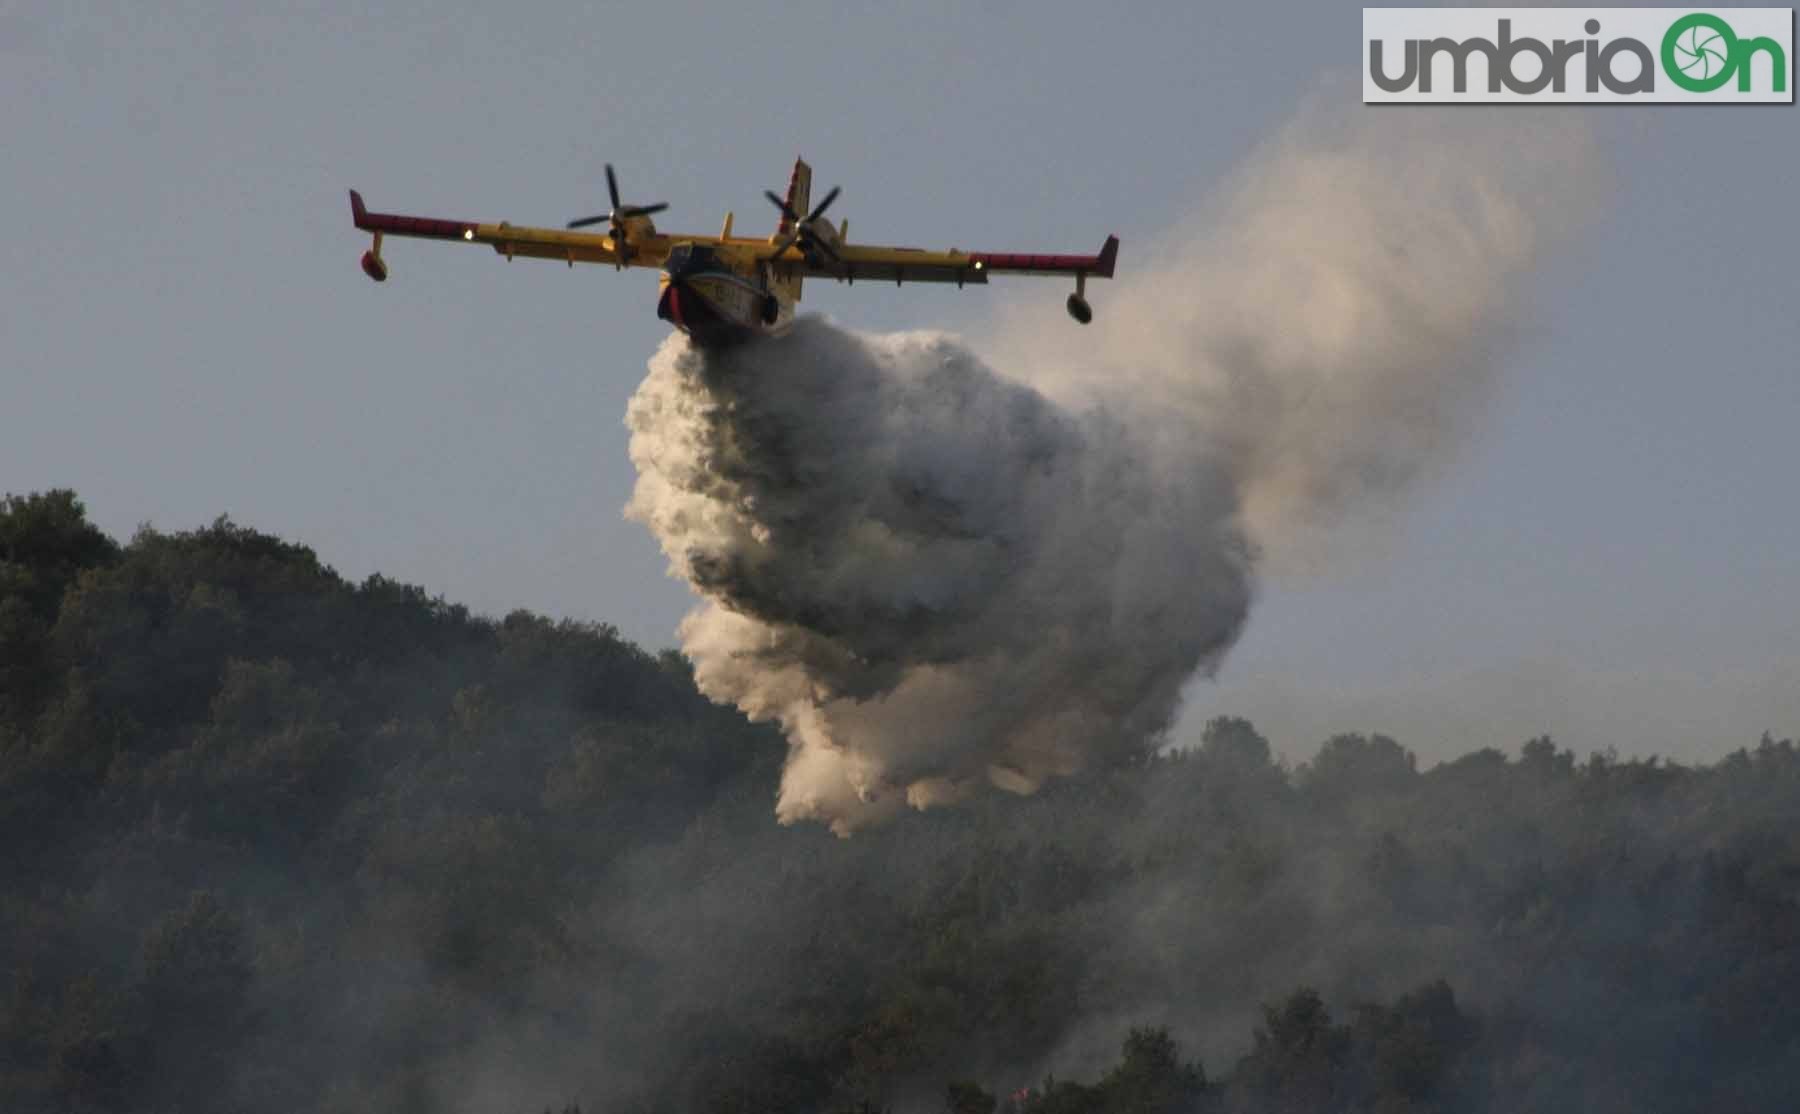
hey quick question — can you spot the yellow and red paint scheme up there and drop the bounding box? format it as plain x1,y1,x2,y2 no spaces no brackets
349,158,1118,346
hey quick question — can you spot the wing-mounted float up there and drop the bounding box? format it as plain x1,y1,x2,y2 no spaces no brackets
349,157,1119,347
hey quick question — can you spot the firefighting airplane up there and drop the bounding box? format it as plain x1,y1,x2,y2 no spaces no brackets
348,158,1119,346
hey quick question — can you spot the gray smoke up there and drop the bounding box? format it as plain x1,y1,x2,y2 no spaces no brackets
626,101,1595,833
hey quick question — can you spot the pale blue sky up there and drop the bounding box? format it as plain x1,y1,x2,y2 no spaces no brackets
5,2,1795,765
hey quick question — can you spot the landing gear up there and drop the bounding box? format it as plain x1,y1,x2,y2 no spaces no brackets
761,294,780,325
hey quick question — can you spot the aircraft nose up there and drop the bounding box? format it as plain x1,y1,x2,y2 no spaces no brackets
657,280,688,330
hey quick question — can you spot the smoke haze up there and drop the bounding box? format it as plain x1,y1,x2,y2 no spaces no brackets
626,102,1597,832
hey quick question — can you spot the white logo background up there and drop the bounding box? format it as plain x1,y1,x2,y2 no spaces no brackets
1364,8,1794,103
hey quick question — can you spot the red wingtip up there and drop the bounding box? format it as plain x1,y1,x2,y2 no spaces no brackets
1096,235,1120,279
349,189,369,227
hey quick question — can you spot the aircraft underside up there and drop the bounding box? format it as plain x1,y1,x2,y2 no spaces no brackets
656,270,783,347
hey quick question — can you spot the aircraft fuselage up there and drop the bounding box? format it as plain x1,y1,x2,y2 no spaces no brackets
655,241,787,347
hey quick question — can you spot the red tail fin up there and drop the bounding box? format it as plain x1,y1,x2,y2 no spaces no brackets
778,158,812,233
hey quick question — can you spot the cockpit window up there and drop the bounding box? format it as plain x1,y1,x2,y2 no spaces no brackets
665,243,718,276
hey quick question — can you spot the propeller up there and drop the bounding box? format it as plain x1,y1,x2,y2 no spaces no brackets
763,183,842,262
568,164,668,265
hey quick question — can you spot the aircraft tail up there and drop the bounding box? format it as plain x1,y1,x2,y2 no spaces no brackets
778,158,812,233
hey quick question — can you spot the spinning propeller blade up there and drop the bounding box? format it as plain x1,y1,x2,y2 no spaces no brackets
566,163,669,263
763,181,842,262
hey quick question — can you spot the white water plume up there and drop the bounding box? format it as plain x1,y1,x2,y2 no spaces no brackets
626,102,1596,833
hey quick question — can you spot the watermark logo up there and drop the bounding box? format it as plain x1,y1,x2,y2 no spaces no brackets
1364,8,1794,103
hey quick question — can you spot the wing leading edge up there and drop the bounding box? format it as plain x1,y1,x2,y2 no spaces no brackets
798,235,1119,287
349,190,651,270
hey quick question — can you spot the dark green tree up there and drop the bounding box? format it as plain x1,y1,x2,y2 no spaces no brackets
949,1079,998,1114
0,490,119,726
1198,716,1272,772
138,891,253,1113
1099,1028,1205,1114
1303,734,1417,800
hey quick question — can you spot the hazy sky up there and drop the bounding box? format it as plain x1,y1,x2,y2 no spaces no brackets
6,1,1796,766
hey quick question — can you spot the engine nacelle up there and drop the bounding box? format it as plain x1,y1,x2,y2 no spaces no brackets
1065,292,1092,324
361,250,388,282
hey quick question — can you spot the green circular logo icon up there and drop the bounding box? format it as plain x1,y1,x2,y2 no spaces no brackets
1663,12,1738,92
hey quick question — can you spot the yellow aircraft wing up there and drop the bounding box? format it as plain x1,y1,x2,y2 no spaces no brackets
793,236,1119,287
349,190,667,272
350,189,1121,319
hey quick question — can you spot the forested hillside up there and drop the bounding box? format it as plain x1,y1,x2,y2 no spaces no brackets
3,491,1796,1113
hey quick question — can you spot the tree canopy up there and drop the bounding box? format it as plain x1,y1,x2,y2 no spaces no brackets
2,492,1797,1113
